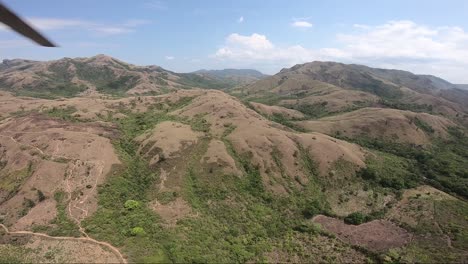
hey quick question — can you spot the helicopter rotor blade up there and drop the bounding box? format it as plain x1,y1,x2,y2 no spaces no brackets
0,2,56,47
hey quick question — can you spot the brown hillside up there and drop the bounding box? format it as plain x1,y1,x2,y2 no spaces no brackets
240,61,468,123
0,55,228,97
170,90,366,194
295,107,455,145
249,102,305,119
0,115,120,231
239,70,378,114
0,55,182,95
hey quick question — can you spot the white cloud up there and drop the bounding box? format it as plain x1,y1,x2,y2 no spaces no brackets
226,33,273,50
93,19,150,35
238,16,244,23
143,0,167,10
334,20,468,82
93,27,133,35
165,56,175,60
123,19,152,27
26,18,90,30
291,21,313,28
214,21,468,82
215,33,319,64
335,20,468,62
0,17,90,32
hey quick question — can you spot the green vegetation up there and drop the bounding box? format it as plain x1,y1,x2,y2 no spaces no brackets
155,191,177,205
245,94,368,121
82,107,174,262
270,113,306,132
177,73,234,89
51,191,81,237
32,191,81,237
2,57,468,263
130,226,146,236
45,106,79,122
96,75,140,96
245,92,298,105
124,200,141,210
6,63,88,99
393,198,468,262
111,59,132,71
434,199,468,250
42,61,141,97
19,198,36,217
343,126,468,198
379,99,434,113
343,210,387,225
14,84,87,99
244,101,305,132
0,163,34,200
82,151,170,262
344,212,368,225
190,114,211,133
82,102,362,262
73,62,114,85
348,76,403,99
37,189,46,202
0,245,34,263
357,151,419,190
165,136,333,262
413,117,434,133
292,101,329,118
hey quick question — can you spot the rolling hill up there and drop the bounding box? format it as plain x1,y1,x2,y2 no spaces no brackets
0,55,239,98
238,61,468,124
0,56,467,263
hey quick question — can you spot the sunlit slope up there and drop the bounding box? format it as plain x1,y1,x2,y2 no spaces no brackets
0,55,236,98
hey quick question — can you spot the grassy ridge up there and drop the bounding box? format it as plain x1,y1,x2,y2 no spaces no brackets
82,110,173,262
342,127,468,198
165,135,335,262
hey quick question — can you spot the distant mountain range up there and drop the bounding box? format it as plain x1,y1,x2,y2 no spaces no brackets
237,61,468,120
192,69,267,88
0,55,265,98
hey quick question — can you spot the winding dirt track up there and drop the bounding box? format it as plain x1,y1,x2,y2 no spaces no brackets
0,224,126,263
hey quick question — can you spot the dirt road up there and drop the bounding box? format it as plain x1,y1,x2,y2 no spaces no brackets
0,224,127,263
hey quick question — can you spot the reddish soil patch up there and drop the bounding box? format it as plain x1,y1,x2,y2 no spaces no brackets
313,215,412,252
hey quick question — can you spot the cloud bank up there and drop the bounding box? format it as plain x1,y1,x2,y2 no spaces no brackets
215,20,468,82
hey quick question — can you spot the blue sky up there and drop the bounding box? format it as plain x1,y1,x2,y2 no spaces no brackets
1,0,468,82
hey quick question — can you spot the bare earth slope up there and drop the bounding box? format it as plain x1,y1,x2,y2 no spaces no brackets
295,107,456,145
0,115,120,230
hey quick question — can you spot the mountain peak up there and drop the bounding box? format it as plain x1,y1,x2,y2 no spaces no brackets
87,54,121,64
91,54,114,59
